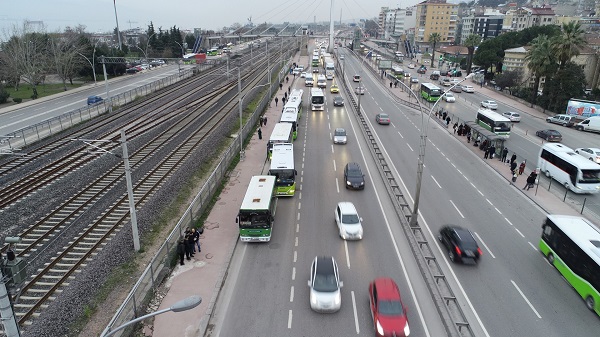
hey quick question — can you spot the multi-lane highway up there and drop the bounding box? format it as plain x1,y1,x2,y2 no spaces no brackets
213,45,599,336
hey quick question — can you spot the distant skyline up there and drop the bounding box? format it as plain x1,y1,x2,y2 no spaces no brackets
1,0,422,36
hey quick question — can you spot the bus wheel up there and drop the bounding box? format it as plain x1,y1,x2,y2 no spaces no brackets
545,170,551,177
547,253,555,264
585,296,595,311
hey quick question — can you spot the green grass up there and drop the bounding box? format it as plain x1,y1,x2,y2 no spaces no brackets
8,83,84,100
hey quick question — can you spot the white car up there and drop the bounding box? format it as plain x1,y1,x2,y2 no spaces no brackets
353,75,361,82
292,67,301,75
462,85,475,93
334,202,363,240
407,63,416,69
308,256,343,313
575,148,600,163
442,93,456,102
502,111,521,122
305,77,314,87
481,100,498,109
411,78,419,84
300,72,307,78
355,86,365,95
450,79,461,85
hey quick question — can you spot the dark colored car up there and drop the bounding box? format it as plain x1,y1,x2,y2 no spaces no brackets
369,278,410,337
126,67,139,74
344,162,365,190
438,225,482,264
417,67,426,74
536,129,563,142
429,73,440,80
87,95,104,105
333,96,344,106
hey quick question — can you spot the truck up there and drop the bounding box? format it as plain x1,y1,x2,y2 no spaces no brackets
575,116,600,133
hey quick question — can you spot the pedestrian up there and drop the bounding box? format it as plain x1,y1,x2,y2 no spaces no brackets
184,229,193,260
458,124,464,136
390,81,393,88
259,116,264,125
474,135,481,146
284,92,288,100
523,172,537,190
489,145,496,159
442,111,447,121
501,148,509,163
293,72,296,79
279,83,283,90
282,97,286,105
394,81,398,88
510,161,517,175
258,128,262,139
275,97,279,106
466,131,472,143
445,116,451,127
484,147,489,159
288,86,291,94
177,238,186,265
510,153,517,165
192,228,201,252
453,122,458,134
519,161,526,175
263,116,267,126
286,76,289,83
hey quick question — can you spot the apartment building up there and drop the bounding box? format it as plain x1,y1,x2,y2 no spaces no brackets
509,6,556,31
415,0,459,51
377,6,417,40
461,9,504,42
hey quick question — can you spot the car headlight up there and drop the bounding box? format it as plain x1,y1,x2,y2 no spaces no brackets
310,293,317,305
334,292,341,305
346,181,351,185
376,320,384,335
360,181,364,185
404,322,410,336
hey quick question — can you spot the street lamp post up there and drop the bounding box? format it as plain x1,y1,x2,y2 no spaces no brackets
237,71,270,161
101,295,202,337
409,73,474,228
174,41,185,74
76,40,100,86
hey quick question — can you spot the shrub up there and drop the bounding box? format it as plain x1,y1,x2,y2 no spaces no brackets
0,85,9,104
13,97,23,103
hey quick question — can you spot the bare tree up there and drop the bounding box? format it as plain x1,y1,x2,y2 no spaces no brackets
49,28,87,90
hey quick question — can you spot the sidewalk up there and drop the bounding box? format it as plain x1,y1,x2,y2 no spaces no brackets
150,51,306,337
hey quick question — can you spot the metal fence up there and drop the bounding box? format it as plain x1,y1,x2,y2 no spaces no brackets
0,66,201,153
101,57,292,337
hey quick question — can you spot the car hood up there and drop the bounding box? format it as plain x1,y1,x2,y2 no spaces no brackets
334,135,347,142
310,289,341,310
378,314,408,335
341,223,362,234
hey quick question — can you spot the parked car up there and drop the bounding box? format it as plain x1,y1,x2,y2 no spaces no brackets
430,73,440,80
536,129,563,142
546,114,576,127
442,93,456,102
369,278,410,337
450,79,461,86
576,116,600,132
502,111,521,122
333,128,347,144
292,67,301,75
376,113,391,125
334,202,363,240
308,256,343,313
438,225,482,264
344,162,365,190
462,85,475,93
333,96,344,106
330,84,339,93
355,86,365,95
575,148,600,163
481,100,498,109
87,95,103,105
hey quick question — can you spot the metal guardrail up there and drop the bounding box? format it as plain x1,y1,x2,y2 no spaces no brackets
337,53,475,337
0,66,203,154
101,53,294,337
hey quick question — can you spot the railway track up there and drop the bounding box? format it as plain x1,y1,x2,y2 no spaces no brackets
1,44,292,327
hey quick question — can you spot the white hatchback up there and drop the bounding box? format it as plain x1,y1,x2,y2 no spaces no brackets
502,111,521,122
334,202,363,240
481,100,498,109
443,93,456,102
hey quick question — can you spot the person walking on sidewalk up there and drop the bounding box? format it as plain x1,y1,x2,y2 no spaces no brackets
177,238,185,265
279,83,283,90
184,229,193,260
518,161,526,175
453,122,458,134
501,148,509,163
466,131,471,143
523,172,537,190
263,116,268,126
258,128,262,139
275,97,279,106
260,116,264,125
286,76,289,83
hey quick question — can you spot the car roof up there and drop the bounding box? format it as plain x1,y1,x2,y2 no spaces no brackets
379,113,389,117
315,256,335,275
347,162,361,170
337,201,357,213
373,278,401,300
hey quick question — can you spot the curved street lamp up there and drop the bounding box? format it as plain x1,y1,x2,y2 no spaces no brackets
238,78,271,161
101,295,201,337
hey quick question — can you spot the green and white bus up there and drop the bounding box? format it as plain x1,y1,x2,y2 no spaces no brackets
268,143,297,196
280,90,302,140
236,175,277,242
312,55,320,67
540,214,600,315
207,48,219,56
476,108,511,138
268,123,293,159
420,83,442,102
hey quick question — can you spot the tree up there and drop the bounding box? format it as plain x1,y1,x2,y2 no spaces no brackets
493,69,522,95
364,20,378,38
429,33,441,65
525,35,556,106
464,34,481,75
542,62,586,112
552,21,585,70
49,28,88,90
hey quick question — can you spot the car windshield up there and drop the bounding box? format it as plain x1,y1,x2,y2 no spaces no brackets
313,274,338,292
341,214,359,224
380,114,389,119
335,130,346,136
347,168,362,178
446,93,454,97
488,101,496,104
378,300,404,316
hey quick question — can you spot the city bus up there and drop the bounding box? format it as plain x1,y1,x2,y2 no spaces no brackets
286,89,303,119
236,175,277,242
537,143,600,194
539,214,600,315
420,83,442,102
268,143,297,196
207,48,219,56
310,88,325,111
476,108,511,138
280,109,298,141
268,123,293,159
324,57,335,80
391,66,404,79
312,55,320,67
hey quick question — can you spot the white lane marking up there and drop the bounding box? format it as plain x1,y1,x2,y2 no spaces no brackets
336,178,340,193
397,131,404,138
298,202,301,210
294,236,298,247
494,207,501,214
290,286,294,302
528,242,538,251
331,144,334,153
333,159,337,171
474,232,495,258
293,251,297,263
511,280,542,319
297,212,300,221
514,227,525,238
477,189,484,196
292,267,296,280
351,291,360,334
505,218,514,227
287,310,292,329
296,223,299,233
431,175,442,188
407,143,414,152
344,240,350,269
449,200,465,218
486,198,493,205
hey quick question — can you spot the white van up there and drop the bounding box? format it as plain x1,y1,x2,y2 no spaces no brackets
575,116,600,133
317,75,327,88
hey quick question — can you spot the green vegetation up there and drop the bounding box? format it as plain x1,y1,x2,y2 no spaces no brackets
7,83,83,101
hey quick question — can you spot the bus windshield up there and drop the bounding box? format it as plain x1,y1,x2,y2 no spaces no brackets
270,169,295,183
238,211,271,228
580,169,600,183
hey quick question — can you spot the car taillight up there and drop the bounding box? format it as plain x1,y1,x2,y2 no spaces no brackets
477,247,483,255
455,246,462,256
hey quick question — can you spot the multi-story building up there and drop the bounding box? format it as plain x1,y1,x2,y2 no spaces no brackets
509,6,556,32
415,0,459,52
461,9,504,42
393,6,417,36
377,6,417,40
378,7,396,39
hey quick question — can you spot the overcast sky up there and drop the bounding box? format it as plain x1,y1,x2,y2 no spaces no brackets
1,0,421,36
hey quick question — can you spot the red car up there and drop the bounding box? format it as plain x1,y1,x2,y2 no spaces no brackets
369,278,410,337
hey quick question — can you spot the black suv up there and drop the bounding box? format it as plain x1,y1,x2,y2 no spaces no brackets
438,225,482,264
344,162,365,190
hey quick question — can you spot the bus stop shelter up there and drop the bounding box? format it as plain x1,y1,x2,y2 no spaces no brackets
465,121,506,154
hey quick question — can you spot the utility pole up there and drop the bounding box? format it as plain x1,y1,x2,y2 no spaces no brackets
113,1,122,49
0,237,23,337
